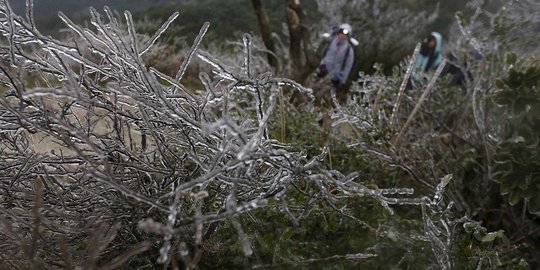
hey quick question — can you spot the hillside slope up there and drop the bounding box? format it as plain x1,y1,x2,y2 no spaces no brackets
10,0,185,19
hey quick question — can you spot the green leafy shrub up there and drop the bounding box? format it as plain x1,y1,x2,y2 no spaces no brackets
493,61,540,213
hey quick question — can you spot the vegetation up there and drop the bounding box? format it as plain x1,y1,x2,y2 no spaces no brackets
0,0,539,269
136,0,319,44
9,0,183,36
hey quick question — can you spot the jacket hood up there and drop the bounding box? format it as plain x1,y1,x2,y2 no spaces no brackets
431,32,443,54
339,23,352,36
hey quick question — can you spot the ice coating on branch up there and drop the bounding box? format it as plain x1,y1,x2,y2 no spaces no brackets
0,1,436,266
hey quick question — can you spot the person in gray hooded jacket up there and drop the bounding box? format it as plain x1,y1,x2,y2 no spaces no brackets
315,23,355,88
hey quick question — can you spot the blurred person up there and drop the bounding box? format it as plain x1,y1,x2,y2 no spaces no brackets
442,48,486,87
314,23,356,104
411,32,444,85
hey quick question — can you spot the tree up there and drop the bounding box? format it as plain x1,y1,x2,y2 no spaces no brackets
250,0,279,71
249,0,319,83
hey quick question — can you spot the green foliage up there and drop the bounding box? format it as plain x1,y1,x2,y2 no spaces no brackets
198,184,438,269
453,222,528,269
135,0,320,44
10,0,181,36
9,0,180,20
493,60,540,213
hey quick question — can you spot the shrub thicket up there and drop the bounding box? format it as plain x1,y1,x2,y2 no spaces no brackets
0,0,538,269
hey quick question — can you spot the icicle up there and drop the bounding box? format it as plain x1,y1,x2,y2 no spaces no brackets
150,67,197,103
25,0,35,30
432,174,452,206
243,33,252,79
198,50,237,82
3,0,16,63
89,7,120,52
380,188,415,195
391,43,420,127
394,59,447,145
58,11,87,39
140,11,179,56
232,218,253,256
124,11,139,54
176,22,210,81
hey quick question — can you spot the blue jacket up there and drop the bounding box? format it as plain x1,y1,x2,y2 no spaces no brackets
413,32,443,82
319,37,355,85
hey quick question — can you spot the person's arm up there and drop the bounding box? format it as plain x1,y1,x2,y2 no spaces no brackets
432,53,444,70
412,53,427,82
316,38,337,77
340,47,355,85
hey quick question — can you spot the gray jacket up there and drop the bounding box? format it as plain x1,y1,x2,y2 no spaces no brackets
319,37,355,85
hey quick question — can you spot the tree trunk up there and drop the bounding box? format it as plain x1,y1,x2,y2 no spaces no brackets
251,0,319,84
250,0,280,72
285,0,318,84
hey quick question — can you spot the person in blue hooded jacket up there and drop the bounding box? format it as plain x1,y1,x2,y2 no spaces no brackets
412,32,444,84
315,23,355,88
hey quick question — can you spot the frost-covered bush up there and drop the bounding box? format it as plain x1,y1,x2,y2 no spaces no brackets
0,1,432,268
0,0,538,268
